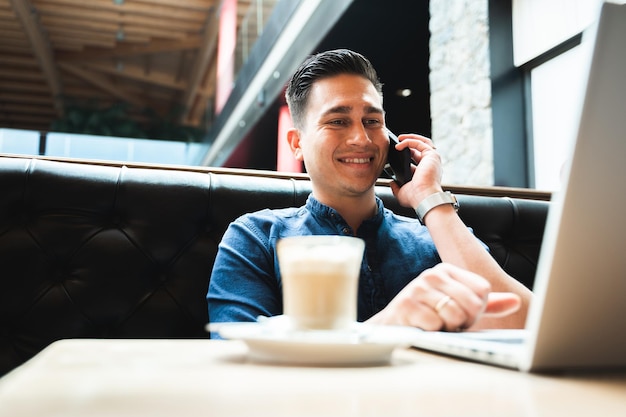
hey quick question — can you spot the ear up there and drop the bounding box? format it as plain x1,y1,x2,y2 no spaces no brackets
286,128,304,161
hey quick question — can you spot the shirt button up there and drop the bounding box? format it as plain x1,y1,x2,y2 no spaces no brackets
342,227,350,234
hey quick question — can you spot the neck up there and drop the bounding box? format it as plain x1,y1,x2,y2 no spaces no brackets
312,189,378,234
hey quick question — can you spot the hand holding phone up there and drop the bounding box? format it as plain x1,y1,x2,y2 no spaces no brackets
383,129,413,186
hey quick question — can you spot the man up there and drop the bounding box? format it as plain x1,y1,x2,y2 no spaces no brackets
208,49,531,332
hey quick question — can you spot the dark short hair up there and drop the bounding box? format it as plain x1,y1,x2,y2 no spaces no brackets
285,49,383,129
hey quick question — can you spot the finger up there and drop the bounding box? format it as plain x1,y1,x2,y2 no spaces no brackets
395,136,437,154
424,264,490,322
483,292,521,318
397,134,434,146
433,296,468,331
391,291,444,331
437,263,492,297
418,265,486,330
413,305,445,331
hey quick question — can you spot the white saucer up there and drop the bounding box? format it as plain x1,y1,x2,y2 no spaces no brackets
207,316,417,366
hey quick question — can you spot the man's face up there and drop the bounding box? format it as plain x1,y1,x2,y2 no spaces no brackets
291,74,389,201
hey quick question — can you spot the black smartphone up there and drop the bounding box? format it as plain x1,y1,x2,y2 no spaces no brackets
383,129,412,186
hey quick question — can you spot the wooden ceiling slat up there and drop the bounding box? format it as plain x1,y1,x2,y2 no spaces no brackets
0,116,51,127
58,62,147,107
0,46,41,56
0,92,53,105
0,68,45,81
121,26,192,41
46,26,152,47
82,62,187,91
61,86,112,100
40,14,194,41
9,0,63,117
0,29,28,40
40,15,119,32
0,39,31,50
0,103,57,115
188,61,217,124
47,27,116,41
180,8,219,124
0,56,39,68
0,17,23,28
0,11,17,20
35,3,207,31
48,27,151,45
33,0,208,22
0,80,50,93
55,37,203,61
0,117,48,125
52,43,88,52
49,36,116,49
130,0,218,10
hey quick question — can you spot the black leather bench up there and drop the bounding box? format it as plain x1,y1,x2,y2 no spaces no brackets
0,155,550,376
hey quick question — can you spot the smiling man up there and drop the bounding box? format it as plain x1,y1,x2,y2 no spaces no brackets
207,49,531,333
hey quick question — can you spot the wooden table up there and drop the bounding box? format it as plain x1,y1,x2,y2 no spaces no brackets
0,339,625,416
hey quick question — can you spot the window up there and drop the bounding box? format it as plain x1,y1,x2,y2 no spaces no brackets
504,0,608,190
0,129,40,155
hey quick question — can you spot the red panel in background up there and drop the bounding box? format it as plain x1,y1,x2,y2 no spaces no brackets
215,0,237,115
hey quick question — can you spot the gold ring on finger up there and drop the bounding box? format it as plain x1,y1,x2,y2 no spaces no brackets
435,295,452,313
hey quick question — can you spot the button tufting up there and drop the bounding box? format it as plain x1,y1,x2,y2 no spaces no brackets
51,264,71,282
109,214,122,227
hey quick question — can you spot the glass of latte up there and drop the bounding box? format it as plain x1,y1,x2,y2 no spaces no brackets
277,235,365,330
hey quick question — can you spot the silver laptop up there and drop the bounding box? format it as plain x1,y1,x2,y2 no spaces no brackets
409,1,626,372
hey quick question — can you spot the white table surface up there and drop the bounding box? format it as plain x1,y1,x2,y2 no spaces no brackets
0,339,625,417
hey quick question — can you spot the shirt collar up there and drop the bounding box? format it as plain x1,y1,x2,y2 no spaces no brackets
305,194,385,230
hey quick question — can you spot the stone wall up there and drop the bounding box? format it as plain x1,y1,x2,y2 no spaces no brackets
429,0,494,185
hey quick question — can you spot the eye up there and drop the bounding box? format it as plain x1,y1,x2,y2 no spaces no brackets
364,118,382,126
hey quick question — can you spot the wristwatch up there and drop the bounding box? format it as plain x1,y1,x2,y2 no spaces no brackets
415,191,459,224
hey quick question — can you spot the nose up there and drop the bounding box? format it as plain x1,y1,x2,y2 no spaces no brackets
346,124,371,146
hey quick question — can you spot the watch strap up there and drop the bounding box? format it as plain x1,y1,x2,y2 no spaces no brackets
415,191,459,224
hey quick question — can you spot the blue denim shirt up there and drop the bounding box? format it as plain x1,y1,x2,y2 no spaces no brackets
208,194,450,330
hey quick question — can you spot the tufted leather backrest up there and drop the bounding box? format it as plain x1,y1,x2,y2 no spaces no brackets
0,156,549,375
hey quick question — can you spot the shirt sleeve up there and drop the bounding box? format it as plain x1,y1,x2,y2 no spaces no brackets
207,216,282,338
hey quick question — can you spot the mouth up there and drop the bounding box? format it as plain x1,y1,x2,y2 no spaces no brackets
339,157,374,164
